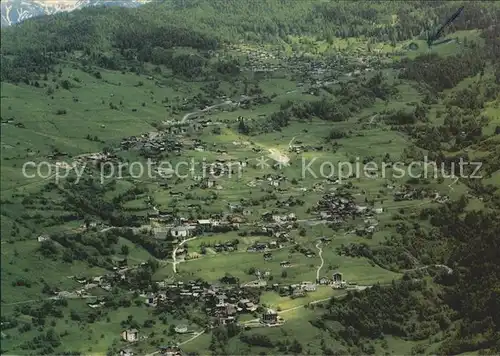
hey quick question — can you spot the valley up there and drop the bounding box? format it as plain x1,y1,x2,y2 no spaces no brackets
1,1,499,355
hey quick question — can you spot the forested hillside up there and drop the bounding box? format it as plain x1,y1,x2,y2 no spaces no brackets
318,202,500,355
2,0,499,83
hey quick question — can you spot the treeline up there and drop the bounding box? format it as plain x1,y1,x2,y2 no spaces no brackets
39,227,173,269
164,0,499,44
61,178,145,228
315,279,453,346
382,103,429,125
432,209,500,354
317,1,499,43
113,24,217,53
399,15,500,96
0,48,56,83
0,4,219,82
318,202,500,354
1,5,218,55
40,231,119,269
337,243,418,271
398,51,485,93
396,52,499,203
253,71,397,133
111,228,173,259
2,0,499,82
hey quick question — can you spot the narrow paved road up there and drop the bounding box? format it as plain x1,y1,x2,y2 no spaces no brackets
172,236,198,273
315,242,324,281
180,100,233,123
1,294,96,306
144,329,206,356
3,162,64,192
144,284,379,355
242,292,350,326
180,85,306,125
404,264,453,275
368,113,379,124
147,292,355,355
178,330,206,346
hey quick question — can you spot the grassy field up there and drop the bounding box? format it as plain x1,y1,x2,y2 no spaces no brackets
1,240,105,304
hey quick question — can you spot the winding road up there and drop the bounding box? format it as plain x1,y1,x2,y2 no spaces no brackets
180,100,234,123
144,329,206,356
172,236,199,273
404,264,453,275
178,90,300,165
241,292,350,326
2,294,97,306
315,241,324,281
368,113,379,124
144,288,365,355
180,83,307,124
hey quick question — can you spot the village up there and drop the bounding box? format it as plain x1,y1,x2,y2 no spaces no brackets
65,265,358,356
35,173,421,356
227,41,385,82
35,91,453,356
13,34,458,356
36,147,451,356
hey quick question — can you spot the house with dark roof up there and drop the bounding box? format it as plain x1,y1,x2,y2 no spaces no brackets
120,329,139,342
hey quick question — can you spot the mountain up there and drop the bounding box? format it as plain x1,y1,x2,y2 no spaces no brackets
0,0,151,27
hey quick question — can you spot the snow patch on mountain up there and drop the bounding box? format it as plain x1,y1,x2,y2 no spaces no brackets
1,0,150,27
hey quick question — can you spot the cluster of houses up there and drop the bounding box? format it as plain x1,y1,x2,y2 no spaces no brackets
69,268,350,314
277,281,317,298
119,121,223,158
262,211,297,224
139,275,348,328
227,42,369,81
227,45,280,73
142,280,215,308
74,152,118,166
119,343,181,356
145,210,302,264
314,192,366,223
315,271,348,289
246,240,284,253
120,128,188,153
62,249,353,354
393,187,425,201
393,186,450,203
314,192,385,227
211,294,260,326
140,280,270,322
282,46,381,83
69,267,128,298
151,218,227,240
119,131,180,152
355,217,379,237
162,120,215,135
149,207,298,247
288,142,324,154
200,240,239,254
